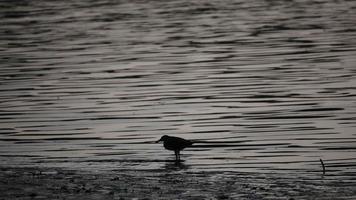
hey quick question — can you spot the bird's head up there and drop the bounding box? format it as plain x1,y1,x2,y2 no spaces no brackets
156,135,169,143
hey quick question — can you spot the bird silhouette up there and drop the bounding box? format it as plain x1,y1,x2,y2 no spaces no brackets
156,135,193,162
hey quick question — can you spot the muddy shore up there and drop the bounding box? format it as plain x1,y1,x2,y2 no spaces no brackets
1,166,356,200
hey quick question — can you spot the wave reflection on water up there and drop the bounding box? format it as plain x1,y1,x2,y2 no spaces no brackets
1,0,356,174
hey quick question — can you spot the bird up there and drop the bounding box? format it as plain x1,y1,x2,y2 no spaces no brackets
156,135,193,162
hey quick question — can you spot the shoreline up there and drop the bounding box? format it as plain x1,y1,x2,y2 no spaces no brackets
1,166,356,200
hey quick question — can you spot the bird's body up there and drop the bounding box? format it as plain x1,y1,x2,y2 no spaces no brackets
156,135,193,162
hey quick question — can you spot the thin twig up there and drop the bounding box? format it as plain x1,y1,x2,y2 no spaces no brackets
320,158,326,175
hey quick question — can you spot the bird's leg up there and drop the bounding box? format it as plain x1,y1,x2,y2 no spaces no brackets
175,150,180,162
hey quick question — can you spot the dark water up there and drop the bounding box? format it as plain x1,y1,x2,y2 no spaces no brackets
1,0,356,175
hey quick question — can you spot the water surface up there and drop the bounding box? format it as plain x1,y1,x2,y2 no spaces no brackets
1,0,356,175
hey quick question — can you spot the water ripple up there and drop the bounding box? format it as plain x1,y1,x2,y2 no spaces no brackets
1,0,356,174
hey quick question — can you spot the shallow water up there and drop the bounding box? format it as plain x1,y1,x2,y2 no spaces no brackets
1,0,356,175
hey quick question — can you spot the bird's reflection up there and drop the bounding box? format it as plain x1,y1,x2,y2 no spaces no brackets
164,160,188,171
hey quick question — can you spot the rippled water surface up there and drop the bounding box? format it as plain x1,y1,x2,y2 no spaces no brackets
1,0,356,174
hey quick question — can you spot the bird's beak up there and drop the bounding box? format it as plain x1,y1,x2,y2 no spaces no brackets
155,139,162,143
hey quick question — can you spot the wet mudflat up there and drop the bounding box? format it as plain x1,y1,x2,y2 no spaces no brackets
1,166,356,200
1,0,356,199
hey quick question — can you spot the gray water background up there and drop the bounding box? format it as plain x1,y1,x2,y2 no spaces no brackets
1,0,356,174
